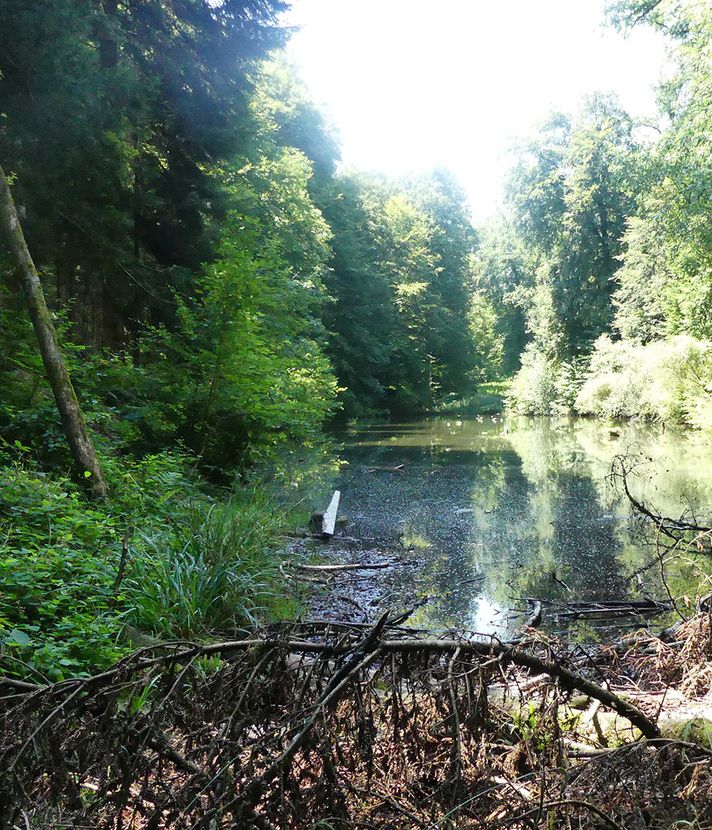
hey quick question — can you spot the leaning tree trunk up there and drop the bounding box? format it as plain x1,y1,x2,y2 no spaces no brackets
0,164,108,499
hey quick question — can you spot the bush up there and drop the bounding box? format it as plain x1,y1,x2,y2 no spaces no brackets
576,335,712,427
507,346,582,416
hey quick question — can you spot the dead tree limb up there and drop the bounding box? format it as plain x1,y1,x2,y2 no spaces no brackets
294,562,391,572
0,165,108,498
612,455,711,540
1,626,660,739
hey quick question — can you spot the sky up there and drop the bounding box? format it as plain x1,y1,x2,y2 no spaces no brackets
284,0,669,221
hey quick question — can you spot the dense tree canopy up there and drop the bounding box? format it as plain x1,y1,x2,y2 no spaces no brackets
1,0,490,478
482,0,712,422
2,0,711,455
504,96,638,357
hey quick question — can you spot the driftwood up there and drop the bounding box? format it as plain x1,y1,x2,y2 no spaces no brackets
526,597,672,622
525,600,542,628
7,614,712,829
310,490,342,539
294,562,391,572
7,613,700,829
363,463,405,473
321,490,341,538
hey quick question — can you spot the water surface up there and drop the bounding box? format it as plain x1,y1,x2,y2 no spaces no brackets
334,417,712,638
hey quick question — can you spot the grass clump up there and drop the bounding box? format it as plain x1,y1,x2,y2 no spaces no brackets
125,493,291,638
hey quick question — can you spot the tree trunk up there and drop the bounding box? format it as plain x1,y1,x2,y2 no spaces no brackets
0,165,109,499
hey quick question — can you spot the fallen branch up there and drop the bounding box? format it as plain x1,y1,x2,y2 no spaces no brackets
293,562,391,572
374,637,660,738
363,464,405,473
1,627,660,738
612,456,712,541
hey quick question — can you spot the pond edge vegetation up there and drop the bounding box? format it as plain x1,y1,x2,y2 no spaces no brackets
1,0,712,822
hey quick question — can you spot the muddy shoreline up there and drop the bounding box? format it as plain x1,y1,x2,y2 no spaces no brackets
289,531,423,625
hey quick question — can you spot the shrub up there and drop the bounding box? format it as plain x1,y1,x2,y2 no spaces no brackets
507,346,583,416
575,335,712,427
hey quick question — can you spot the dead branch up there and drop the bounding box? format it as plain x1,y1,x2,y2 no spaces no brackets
293,562,391,572
2,625,660,739
9,613,712,828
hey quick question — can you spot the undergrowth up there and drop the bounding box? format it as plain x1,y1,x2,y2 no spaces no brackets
0,445,306,681
508,335,712,428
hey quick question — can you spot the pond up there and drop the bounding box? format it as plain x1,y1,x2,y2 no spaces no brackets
332,416,712,639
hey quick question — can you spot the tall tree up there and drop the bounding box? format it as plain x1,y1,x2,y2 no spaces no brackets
609,0,712,341
0,0,289,347
507,96,638,356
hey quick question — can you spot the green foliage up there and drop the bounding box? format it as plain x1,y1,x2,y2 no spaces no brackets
316,170,485,416
467,291,504,381
0,447,300,679
431,380,508,416
492,0,712,421
576,335,712,428
611,1,712,343
507,346,582,416
124,494,289,638
0,449,192,678
317,174,398,415
506,95,638,358
471,218,530,372
0,0,290,346
612,217,671,342
496,95,643,416
134,147,337,467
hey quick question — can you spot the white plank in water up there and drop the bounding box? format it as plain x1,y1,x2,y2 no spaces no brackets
321,490,341,538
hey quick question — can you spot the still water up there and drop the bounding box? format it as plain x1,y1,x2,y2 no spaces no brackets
334,417,712,638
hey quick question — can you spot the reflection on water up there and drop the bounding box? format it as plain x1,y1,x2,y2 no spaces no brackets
336,417,712,638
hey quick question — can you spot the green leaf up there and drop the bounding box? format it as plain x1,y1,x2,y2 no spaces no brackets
5,628,31,646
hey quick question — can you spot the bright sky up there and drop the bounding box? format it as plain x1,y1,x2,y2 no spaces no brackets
284,0,668,221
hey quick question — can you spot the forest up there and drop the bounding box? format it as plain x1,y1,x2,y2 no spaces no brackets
0,0,502,677
1,1,712,827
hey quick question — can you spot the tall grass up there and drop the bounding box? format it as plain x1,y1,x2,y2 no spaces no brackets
124,490,292,638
